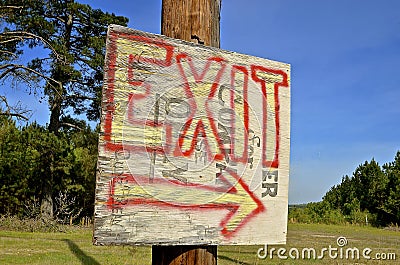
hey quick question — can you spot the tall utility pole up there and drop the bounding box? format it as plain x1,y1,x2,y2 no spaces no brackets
153,1,221,264
161,0,221,48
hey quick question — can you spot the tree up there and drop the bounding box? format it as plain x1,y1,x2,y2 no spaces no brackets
1,0,128,127
0,117,61,216
320,157,397,226
0,116,27,215
382,152,400,225
0,115,98,220
59,117,98,219
0,95,31,120
0,0,128,218
352,159,388,215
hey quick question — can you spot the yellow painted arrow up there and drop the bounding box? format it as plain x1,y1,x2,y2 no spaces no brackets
111,170,264,237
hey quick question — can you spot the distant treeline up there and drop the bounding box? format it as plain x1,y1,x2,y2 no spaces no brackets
289,152,400,227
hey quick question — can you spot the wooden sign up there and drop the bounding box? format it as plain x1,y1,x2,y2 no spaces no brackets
94,25,291,245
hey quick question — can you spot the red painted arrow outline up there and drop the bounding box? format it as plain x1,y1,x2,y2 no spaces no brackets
107,170,265,239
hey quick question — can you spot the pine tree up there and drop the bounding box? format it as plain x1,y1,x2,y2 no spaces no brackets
0,0,128,218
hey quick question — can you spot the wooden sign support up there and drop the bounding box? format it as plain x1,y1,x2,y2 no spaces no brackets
152,245,217,265
157,1,221,264
161,0,221,48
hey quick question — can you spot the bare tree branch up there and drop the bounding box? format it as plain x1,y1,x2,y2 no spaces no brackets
60,122,83,131
0,37,26,45
0,6,24,10
0,63,63,96
0,95,31,120
1,31,64,62
0,6,23,18
66,94,96,101
0,112,29,120
0,49,17,58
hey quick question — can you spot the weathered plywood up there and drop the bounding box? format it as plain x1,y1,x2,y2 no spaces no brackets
94,25,291,245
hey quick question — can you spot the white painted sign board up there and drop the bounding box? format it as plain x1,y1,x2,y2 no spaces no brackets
93,25,291,245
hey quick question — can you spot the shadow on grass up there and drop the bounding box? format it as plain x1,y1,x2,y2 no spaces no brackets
218,255,252,265
63,239,100,265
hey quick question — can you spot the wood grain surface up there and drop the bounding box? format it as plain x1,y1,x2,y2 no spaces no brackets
93,25,291,246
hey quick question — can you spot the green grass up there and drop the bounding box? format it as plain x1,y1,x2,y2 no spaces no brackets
0,227,149,265
219,223,399,264
0,224,398,264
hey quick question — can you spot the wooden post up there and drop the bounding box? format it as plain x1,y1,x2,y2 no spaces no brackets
152,0,221,264
161,0,221,48
152,245,217,265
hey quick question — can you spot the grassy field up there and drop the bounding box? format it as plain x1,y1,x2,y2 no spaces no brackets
0,223,398,264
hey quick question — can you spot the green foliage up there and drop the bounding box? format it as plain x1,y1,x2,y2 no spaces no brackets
0,116,98,221
0,116,41,215
1,0,127,219
1,0,128,124
58,119,98,219
382,152,400,225
294,152,400,227
289,201,347,225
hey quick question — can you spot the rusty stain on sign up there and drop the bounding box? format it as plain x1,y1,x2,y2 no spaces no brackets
94,25,291,245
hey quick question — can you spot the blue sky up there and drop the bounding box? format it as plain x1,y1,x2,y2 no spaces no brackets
3,0,400,204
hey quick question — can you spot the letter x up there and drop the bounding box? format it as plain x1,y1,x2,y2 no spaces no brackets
175,53,227,160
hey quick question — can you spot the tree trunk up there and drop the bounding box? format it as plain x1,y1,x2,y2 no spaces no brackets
40,176,54,220
155,0,221,264
48,94,62,134
40,82,62,220
40,6,74,219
